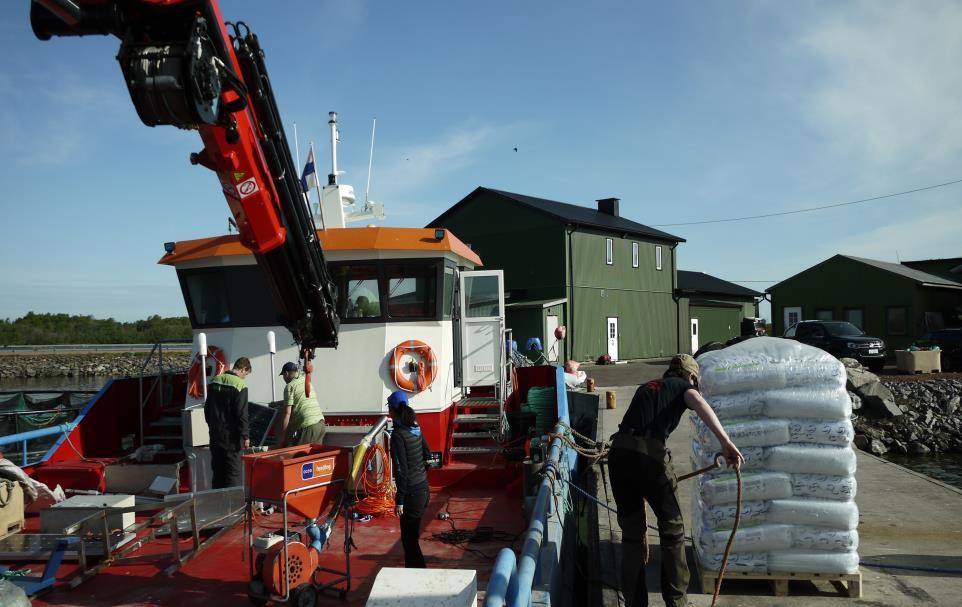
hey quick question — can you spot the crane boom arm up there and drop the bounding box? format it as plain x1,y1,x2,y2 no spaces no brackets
31,0,339,350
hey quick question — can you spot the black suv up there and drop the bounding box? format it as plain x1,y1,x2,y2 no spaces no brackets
913,328,962,372
784,321,886,371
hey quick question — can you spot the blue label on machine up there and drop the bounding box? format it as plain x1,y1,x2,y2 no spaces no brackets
301,462,314,480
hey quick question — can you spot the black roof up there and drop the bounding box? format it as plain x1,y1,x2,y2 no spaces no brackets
677,270,761,298
428,187,685,243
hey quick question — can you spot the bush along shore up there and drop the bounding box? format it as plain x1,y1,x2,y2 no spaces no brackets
0,352,192,379
846,358,962,455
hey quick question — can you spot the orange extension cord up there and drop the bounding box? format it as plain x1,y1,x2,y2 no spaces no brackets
353,443,396,518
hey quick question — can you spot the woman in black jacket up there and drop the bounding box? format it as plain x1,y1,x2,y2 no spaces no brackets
388,390,431,568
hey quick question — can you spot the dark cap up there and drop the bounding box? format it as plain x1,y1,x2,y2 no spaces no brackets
280,362,298,376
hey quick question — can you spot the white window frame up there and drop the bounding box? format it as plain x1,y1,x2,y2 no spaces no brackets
655,245,663,271
605,238,613,265
632,242,639,268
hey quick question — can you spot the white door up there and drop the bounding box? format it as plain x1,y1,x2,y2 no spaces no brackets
546,315,560,362
691,318,699,354
606,317,619,361
460,270,505,386
783,307,802,333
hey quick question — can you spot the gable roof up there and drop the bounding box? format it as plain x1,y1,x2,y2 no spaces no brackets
677,270,761,298
428,187,685,243
843,255,962,288
768,254,962,292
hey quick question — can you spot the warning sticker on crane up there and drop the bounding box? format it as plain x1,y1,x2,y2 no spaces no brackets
236,177,260,199
232,171,246,183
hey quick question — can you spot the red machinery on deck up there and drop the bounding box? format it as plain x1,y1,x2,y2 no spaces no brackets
243,444,356,605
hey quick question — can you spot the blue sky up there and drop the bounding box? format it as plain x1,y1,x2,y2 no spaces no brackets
1,0,960,323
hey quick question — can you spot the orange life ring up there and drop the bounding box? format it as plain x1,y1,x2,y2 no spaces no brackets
187,345,228,398
390,340,437,393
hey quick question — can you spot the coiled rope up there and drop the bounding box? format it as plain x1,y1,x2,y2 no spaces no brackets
353,443,396,518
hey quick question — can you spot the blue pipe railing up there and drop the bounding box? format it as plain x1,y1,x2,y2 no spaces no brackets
0,423,75,466
487,366,576,607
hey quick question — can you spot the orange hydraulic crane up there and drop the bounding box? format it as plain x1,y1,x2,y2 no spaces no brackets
30,0,340,356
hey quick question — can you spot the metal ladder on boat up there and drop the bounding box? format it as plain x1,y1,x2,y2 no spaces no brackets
450,331,512,457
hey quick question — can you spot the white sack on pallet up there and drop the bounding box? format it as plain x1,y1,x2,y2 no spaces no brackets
708,386,852,421
696,495,771,530
791,474,857,501
766,444,857,477
693,417,790,450
791,526,860,552
697,337,846,397
788,419,855,446
694,543,769,573
767,498,860,530
769,550,860,575
697,471,793,506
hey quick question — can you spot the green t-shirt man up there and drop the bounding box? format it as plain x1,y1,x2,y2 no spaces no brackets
278,363,324,446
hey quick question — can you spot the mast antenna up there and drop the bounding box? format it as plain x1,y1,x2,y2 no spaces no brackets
365,117,377,204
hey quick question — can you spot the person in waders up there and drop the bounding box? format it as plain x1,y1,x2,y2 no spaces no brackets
387,390,432,568
608,354,743,607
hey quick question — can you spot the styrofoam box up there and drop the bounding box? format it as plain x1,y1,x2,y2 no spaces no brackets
40,494,135,534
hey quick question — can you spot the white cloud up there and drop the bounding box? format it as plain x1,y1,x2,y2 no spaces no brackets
795,1,962,171
817,203,962,263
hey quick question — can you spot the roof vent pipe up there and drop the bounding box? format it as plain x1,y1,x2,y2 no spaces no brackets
597,197,620,217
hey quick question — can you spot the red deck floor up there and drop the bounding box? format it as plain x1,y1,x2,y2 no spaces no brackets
27,485,525,606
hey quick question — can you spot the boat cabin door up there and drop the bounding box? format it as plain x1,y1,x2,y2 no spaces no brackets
459,270,505,387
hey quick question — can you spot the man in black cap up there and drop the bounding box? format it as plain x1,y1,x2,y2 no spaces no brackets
608,353,743,607
276,362,325,447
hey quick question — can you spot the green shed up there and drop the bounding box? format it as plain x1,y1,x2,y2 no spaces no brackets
429,188,685,362
676,270,761,354
768,254,962,350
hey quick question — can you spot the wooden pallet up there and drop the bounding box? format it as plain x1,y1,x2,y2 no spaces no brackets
699,567,862,598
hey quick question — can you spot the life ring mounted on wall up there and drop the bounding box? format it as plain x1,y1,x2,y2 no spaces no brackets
187,345,227,398
390,340,438,393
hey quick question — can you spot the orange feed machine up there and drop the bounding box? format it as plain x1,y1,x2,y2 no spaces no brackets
243,444,351,519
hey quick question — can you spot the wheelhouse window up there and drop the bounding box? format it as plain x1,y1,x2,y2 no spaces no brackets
632,242,639,268
887,307,908,335
179,266,280,328
605,238,613,265
655,245,663,271
385,264,437,319
442,267,456,320
329,259,445,323
331,264,381,319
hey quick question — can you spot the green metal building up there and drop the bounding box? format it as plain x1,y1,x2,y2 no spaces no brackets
677,271,761,353
429,187,688,362
768,254,962,350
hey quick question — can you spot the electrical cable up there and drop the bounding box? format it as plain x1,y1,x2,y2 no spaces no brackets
653,177,962,227
352,442,396,518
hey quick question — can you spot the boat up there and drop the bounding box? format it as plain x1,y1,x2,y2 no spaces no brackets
0,115,594,607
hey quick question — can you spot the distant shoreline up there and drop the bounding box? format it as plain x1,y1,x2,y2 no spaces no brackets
0,351,192,378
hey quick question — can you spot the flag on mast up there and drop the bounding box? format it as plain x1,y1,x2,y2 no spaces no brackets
300,145,318,193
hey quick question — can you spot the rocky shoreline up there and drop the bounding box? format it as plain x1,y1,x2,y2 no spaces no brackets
847,359,962,455
0,352,192,379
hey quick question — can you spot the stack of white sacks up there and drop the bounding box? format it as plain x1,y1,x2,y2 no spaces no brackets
690,337,860,575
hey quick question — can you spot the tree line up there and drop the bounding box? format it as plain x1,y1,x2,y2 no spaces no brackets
0,312,191,345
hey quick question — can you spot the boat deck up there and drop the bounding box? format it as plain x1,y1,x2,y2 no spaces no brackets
22,483,524,606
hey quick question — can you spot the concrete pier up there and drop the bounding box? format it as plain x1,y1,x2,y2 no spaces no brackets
590,365,962,606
